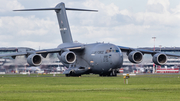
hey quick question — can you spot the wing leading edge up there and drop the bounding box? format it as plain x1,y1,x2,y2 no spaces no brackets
118,46,180,57
0,45,85,59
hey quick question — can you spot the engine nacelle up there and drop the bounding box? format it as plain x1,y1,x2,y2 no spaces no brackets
152,53,167,65
27,54,42,66
60,51,76,64
128,51,143,64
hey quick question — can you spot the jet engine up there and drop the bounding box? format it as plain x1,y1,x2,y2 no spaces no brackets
60,51,76,64
27,54,42,66
152,53,167,65
128,51,143,64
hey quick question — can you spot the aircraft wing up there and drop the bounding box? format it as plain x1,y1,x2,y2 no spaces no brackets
0,45,85,58
0,48,61,58
118,46,180,57
119,46,156,54
0,52,27,58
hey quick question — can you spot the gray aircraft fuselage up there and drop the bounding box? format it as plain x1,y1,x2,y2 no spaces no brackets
57,43,123,76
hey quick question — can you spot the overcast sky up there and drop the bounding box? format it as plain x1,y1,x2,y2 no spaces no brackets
1,0,180,50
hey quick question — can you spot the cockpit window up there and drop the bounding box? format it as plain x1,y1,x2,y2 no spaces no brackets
105,49,119,53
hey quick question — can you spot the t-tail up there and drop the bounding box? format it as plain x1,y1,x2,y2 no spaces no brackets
14,2,97,43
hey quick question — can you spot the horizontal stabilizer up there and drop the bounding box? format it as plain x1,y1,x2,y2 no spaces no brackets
14,8,98,12
13,8,61,11
66,8,98,12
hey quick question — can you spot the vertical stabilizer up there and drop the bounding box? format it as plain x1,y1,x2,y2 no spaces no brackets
13,2,97,43
55,3,73,43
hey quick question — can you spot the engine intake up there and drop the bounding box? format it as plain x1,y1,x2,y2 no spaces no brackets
27,54,42,66
128,51,143,64
152,53,167,65
60,51,76,64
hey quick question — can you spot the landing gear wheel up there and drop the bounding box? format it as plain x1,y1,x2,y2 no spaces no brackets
103,74,107,77
65,74,70,77
111,69,117,76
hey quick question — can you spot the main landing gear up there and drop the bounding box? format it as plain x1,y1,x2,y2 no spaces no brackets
99,69,117,77
65,71,81,77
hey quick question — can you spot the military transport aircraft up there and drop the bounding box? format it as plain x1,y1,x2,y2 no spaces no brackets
0,2,180,76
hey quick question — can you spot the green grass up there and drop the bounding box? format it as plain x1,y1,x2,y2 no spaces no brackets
0,74,180,101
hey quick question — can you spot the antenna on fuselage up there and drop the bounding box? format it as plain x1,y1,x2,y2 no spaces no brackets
14,2,98,43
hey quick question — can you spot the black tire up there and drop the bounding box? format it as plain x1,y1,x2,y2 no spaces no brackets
65,74,70,77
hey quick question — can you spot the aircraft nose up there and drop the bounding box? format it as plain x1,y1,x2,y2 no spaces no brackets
112,53,123,68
